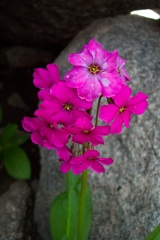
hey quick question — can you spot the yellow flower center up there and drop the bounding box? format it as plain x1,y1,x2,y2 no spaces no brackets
64,104,72,111
89,64,99,74
83,130,89,134
49,124,54,128
119,107,125,113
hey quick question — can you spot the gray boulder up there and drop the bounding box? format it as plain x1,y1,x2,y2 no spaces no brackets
0,0,159,48
0,181,30,240
34,15,160,240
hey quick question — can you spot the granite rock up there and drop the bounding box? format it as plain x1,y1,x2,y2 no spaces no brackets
0,181,30,240
34,15,160,240
0,0,159,49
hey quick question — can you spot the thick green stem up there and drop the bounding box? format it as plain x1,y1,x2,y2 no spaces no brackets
78,170,88,240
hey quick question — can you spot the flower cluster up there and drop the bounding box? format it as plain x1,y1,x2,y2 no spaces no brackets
22,39,148,174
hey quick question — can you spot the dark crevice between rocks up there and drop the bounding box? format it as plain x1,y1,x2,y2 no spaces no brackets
23,182,43,240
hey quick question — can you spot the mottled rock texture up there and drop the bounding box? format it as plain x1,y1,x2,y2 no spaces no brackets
0,0,159,48
34,15,160,240
0,181,30,240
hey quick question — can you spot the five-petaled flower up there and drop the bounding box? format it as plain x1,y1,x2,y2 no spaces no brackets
64,39,130,100
35,81,92,127
66,117,110,146
33,63,61,100
70,150,114,174
22,116,69,149
99,85,148,134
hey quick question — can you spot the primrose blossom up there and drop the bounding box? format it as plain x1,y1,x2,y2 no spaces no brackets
65,39,130,100
99,85,148,134
70,150,114,174
33,63,61,100
35,81,92,127
66,117,110,146
22,116,69,150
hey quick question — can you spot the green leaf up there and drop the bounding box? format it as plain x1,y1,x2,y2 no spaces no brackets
2,123,18,143
1,124,29,150
16,131,29,146
3,147,31,179
0,106,2,123
50,171,92,240
146,224,160,240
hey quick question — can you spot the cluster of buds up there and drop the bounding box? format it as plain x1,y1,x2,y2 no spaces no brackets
22,39,148,174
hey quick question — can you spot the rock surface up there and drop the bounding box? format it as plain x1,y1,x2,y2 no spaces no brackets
34,15,160,240
0,181,30,240
0,0,159,48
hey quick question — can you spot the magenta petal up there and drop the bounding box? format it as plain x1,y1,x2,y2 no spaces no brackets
87,39,107,65
127,92,148,106
111,114,123,134
127,101,148,115
76,160,90,172
65,66,89,88
50,82,74,103
99,104,119,124
74,117,93,130
56,146,71,161
121,110,132,128
92,125,110,136
120,67,131,81
68,47,93,67
70,156,85,164
71,92,93,109
50,110,73,126
114,85,132,107
36,100,62,116
60,162,71,173
89,160,105,173
37,89,51,101
46,63,61,83
33,68,50,89
71,109,91,125
88,134,104,146
100,72,122,98
84,150,100,158
127,92,148,115
77,74,102,100
72,133,87,144
22,117,43,132
31,132,43,146
98,158,114,165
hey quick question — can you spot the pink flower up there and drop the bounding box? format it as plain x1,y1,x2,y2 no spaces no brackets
99,85,148,134
64,39,124,100
67,117,110,146
35,81,92,126
59,157,80,174
33,63,61,100
22,116,69,149
70,150,114,174
56,146,71,161
114,51,131,82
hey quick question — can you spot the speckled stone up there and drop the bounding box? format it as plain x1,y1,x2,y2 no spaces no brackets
34,15,160,240
0,181,30,240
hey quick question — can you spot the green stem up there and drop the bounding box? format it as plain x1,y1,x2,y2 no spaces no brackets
78,170,88,240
